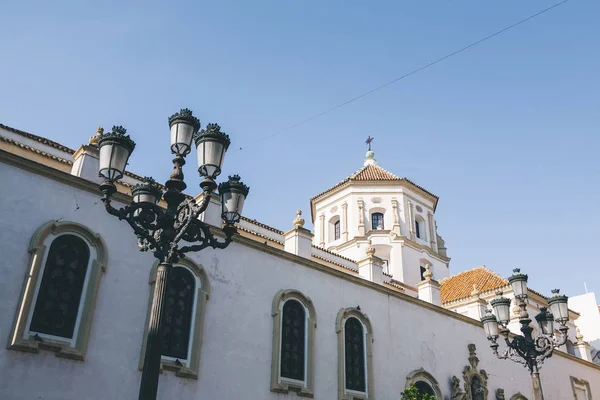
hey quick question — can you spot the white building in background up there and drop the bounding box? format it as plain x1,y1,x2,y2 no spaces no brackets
0,122,598,400
569,292,600,363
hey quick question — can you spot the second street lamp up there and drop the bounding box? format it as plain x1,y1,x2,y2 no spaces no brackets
481,269,570,400
97,109,249,400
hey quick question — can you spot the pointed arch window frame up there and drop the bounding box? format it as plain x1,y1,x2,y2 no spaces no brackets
271,289,317,398
405,368,442,399
138,258,210,379
8,221,107,361
336,307,374,400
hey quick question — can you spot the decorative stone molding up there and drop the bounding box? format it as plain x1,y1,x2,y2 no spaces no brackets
495,388,505,400
391,199,401,236
451,375,466,400
570,376,592,400
138,258,210,379
509,393,528,400
405,368,442,399
462,344,488,400
341,202,349,241
336,307,374,400
407,200,416,241
319,214,325,247
357,200,366,236
8,221,107,361
270,289,316,397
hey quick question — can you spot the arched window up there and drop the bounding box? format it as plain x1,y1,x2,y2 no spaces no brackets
336,307,374,400
8,221,107,360
371,212,384,230
345,317,366,392
140,259,210,379
415,215,427,241
30,234,90,338
415,380,436,397
329,216,341,242
281,299,305,380
405,368,442,399
271,289,316,397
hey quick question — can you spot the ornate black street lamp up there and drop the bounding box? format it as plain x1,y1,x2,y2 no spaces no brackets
97,109,249,400
480,269,570,400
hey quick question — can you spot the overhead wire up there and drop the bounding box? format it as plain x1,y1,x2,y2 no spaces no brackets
237,0,569,151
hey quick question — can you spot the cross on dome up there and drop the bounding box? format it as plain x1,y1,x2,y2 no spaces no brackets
364,136,377,167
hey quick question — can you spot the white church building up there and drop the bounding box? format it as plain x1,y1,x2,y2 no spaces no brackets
0,122,598,400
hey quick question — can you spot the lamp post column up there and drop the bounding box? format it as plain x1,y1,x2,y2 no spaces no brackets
531,364,544,400
139,262,171,400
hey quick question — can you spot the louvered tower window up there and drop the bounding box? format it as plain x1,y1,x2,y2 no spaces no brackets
280,299,306,381
162,267,195,359
344,317,366,392
30,234,90,338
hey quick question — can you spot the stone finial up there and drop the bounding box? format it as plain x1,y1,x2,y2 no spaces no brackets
423,264,433,280
364,150,377,167
365,239,376,257
512,304,521,316
89,126,103,146
293,209,305,228
471,284,481,297
576,328,585,343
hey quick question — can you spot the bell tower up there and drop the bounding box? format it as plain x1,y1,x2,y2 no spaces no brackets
309,140,450,288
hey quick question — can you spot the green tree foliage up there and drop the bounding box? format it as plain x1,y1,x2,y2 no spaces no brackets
401,384,437,400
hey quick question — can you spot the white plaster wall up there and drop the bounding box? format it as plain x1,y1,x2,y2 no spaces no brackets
401,244,449,286
1,163,598,400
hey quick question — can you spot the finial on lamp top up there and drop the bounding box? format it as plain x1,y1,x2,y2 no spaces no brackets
89,126,103,146
293,209,305,228
365,239,376,257
423,264,433,280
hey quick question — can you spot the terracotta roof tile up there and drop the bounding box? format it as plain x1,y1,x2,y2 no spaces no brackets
440,266,508,304
0,123,75,154
0,135,73,165
352,164,400,181
240,216,284,234
310,164,437,203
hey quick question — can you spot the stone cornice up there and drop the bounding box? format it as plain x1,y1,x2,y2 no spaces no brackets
332,233,450,264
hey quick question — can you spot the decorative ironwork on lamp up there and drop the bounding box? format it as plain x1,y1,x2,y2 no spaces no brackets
97,109,249,400
480,269,569,400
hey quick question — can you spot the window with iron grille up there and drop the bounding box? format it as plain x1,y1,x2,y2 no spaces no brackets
30,234,90,339
344,317,366,392
162,267,195,360
280,299,306,381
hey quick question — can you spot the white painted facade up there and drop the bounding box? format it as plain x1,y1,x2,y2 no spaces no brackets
0,125,599,400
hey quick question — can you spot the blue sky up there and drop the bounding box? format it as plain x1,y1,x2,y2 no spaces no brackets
1,0,599,299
